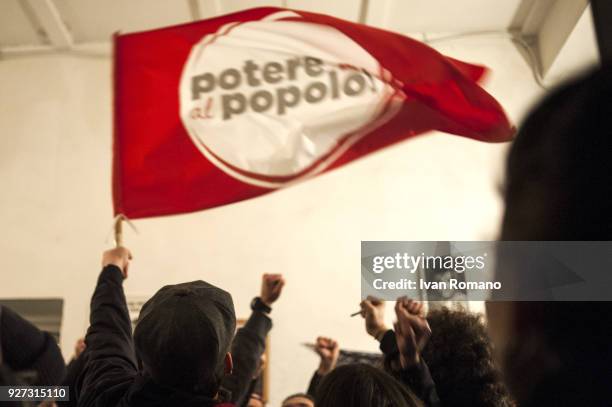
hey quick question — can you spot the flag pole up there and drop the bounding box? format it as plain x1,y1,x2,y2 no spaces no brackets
114,214,124,247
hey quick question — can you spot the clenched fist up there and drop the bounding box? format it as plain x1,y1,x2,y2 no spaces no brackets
315,336,340,375
260,274,285,306
102,247,132,279
394,298,431,368
360,296,388,340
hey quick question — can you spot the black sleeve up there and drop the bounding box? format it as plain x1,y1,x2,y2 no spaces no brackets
75,265,137,406
0,305,66,385
236,378,258,407
379,329,399,357
307,371,323,397
379,329,440,407
58,350,89,407
398,359,440,407
221,309,272,405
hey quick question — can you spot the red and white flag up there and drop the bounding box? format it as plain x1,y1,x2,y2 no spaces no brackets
113,7,513,219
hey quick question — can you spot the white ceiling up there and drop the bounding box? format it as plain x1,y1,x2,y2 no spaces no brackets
0,0,531,47
0,0,600,84
0,0,44,46
368,0,524,33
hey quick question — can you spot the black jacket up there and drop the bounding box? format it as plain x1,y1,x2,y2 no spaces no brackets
379,329,440,407
0,305,65,386
59,354,87,406
220,308,271,405
75,266,233,407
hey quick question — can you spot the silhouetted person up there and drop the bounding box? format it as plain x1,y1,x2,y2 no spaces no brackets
76,247,236,406
0,305,65,386
487,66,612,406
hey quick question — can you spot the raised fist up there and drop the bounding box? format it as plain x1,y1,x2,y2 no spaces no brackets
315,336,340,375
394,299,431,368
360,296,388,340
102,246,132,278
260,274,285,306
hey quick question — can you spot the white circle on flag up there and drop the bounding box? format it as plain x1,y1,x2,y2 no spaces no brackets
179,12,402,188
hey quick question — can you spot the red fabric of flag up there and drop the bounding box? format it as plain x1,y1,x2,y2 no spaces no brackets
113,7,514,219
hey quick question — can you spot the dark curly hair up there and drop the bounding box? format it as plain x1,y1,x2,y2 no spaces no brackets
421,307,513,407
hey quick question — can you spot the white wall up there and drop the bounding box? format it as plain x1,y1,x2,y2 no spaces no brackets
0,36,543,405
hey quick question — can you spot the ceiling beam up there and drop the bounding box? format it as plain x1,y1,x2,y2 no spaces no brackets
188,0,201,21
536,0,589,77
544,4,599,83
515,0,556,36
21,0,73,48
358,0,369,24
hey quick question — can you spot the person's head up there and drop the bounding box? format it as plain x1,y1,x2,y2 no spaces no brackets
247,392,265,407
282,393,314,407
315,363,422,407
488,66,612,405
501,67,612,241
133,280,236,397
421,307,512,407
247,398,264,407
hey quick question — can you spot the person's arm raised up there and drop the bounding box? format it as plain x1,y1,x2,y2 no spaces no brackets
221,273,285,404
314,336,340,376
360,296,389,341
307,336,340,396
76,247,136,405
359,296,401,359
394,299,440,407
260,273,285,308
